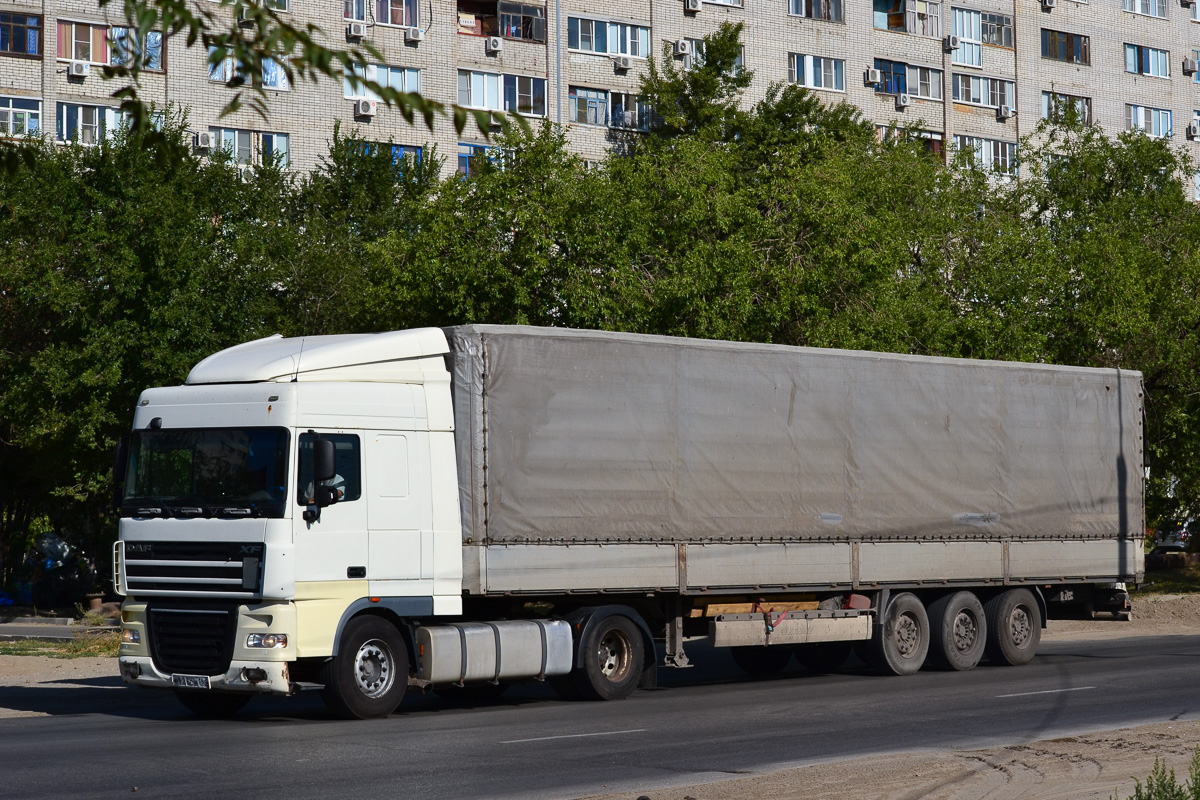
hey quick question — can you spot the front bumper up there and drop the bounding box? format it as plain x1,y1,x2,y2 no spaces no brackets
119,656,293,695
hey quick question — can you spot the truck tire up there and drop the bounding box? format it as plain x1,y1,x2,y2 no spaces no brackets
575,615,644,701
795,642,853,673
927,591,987,671
321,615,409,719
984,588,1041,666
173,690,251,718
868,592,929,676
730,646,792,676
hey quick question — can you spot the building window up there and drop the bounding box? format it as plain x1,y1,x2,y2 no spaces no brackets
567,18,650,57
209,127,291,167
345,0,366,22
0,96,41,136
0,12,41,58
954,135,1016,174
706,0,743,6
1125,44,1169,78
1193,2,1199,21
1122,0,1167,18
458,70,545,116
1125,104,1172,137
788,53,845,91
375,0,416,27
56,103,126,144
874,59,942,99
344,64,419,99
499,3,545,41
610,92,648,130
504,74,546,116
458,69,502,111
951,8,982,67
873,0,940,36
1041,29,1089,65
1041,91,1091,124
788,0,844,23
56,21,108,64
262,58,289,90
568,86,607,126
980,13,1012,48
952,74,1013,108
110,28,163,70
457,142,509,176
457,0,497,35
265,0,289,10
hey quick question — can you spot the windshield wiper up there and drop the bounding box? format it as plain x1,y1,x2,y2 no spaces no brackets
166,505,213,518
214,506,261,518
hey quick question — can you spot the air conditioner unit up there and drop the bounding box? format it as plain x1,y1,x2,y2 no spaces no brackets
864,68,882,86
1184,58,1199,76
685,0,703,11
354,99,377,117
1188,123,1200,140
673,40,693,57
236,164,254,181
347,21,366,39
943,35,960,52
895,93,912,110
997,105,1013,121
68,60,89,78
485,36,504,53
194,131,215,150
405,27,424,42
1042,0,1057,8
613,55,633,70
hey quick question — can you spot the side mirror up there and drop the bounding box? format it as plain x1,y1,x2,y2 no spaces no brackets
314,437,336,484
112,437,129,511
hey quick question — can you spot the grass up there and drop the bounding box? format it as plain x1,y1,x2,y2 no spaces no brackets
1134,566,1200,597
0,630,120,659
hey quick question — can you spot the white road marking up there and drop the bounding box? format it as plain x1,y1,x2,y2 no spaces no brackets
996,686,1096,699
500,729,647,744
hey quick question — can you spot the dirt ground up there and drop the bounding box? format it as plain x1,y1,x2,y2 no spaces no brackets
3,595,1200,799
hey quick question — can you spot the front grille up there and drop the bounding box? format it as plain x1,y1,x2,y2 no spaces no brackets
124,541,263,597
148,604,238,676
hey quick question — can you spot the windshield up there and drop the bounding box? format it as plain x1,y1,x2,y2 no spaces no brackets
122,427,290,518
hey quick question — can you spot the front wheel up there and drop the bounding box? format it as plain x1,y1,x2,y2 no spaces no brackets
575,615,644,701
321,615,409,719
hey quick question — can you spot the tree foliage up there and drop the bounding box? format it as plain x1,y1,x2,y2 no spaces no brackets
2,25,1199,590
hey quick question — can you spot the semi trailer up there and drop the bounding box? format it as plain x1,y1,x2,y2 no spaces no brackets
113,325,1144,718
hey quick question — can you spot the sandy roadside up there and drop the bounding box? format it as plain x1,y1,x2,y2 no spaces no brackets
2,595,1198,799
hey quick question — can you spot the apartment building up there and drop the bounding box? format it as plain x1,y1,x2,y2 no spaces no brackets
1,0,1198,176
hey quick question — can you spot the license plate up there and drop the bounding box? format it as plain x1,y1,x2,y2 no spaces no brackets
172,674,211,690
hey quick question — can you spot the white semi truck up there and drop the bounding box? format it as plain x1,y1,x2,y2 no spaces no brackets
113,326,1144,718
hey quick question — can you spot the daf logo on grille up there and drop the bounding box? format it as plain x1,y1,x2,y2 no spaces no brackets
126,544,152,554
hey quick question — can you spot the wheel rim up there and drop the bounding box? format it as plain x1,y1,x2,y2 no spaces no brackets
596,627,634,683
952,610,979,653
353,638,395,699
1009,606,1033,648
894,613,921,658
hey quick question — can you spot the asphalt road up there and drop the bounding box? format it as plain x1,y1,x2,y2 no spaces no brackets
4,633,1199,800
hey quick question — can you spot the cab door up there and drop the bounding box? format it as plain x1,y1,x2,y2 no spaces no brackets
293,431,370,583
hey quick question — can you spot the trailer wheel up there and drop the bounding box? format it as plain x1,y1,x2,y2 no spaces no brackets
795,642,853,673
321,615,408,719
984,588,1041,666
730,646,792,676
927,591,987,671
575,615,644,701
868,592,929,676
173,690,251,718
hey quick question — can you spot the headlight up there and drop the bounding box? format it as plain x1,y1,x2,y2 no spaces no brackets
121,629,140,645
246,633,287,649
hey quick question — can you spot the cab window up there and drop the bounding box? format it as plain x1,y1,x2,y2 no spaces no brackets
296,433,362,504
